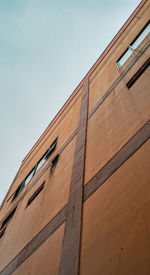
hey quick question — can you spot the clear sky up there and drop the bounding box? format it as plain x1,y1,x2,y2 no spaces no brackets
0,0,141,205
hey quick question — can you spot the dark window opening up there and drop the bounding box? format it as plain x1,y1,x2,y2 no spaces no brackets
0,227,7,238
50,154,60,175
0,207,17,230
27,182,45,207
127,58,150,88
51,154,60,167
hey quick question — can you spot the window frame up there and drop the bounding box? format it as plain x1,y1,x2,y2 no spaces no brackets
116,20,150,69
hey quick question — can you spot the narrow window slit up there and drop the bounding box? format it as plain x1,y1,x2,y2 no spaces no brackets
0,227,7,238
0,207,17,230
126,58,150,88
51,154,60,167
50,154,60,175
27,182,45,207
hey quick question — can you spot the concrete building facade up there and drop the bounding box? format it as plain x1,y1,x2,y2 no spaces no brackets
0,0,150,274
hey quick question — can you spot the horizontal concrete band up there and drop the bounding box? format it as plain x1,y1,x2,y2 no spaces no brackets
0,129,78,228
88,40,150,119
1,120,149,275
84,120,150,201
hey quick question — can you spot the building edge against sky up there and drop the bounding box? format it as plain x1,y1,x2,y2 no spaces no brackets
0,0,150,274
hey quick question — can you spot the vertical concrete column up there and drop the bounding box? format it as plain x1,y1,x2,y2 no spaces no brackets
59,78,89,275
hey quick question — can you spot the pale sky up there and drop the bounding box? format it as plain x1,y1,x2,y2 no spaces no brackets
0,0,141,205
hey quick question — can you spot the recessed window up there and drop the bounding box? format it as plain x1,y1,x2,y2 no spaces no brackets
0,207,17,230
27,182,45,207
12,181,25,202
116,21,150,69
116,47,133,68
50,154,60,174
11,137,58,202
126,58,150,88
24,168,36,186
35,157,45,174
0,227,7,238
51,154,60,167
45,137,58,160
35,137,58,174
24,137,58,185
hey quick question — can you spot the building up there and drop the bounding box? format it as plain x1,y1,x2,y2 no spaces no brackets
0,0,150,274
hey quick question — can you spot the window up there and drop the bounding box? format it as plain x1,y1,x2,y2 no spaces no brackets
45,137,58,160
26,182,45,207
0,207,17,230
24,168,36,186
126,58,150,88
116,21,150,69
11,137,58,202
12,181,25,202
0,227,7,238
35,137,58,173
51,154,60,167
50,154,60,174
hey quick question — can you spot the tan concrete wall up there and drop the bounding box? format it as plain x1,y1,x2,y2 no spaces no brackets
85,44,150,184
80,140,150,275
13,223,65,275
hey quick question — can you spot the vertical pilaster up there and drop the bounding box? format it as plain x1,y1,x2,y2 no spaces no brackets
59,78,89,275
